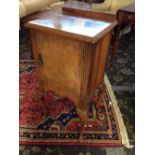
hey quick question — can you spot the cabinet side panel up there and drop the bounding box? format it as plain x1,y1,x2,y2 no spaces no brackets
79,43,94,97
87,40,101,94
88,30,112,94
95,30,112,86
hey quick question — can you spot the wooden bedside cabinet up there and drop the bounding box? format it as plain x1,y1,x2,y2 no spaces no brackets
24,2,117,139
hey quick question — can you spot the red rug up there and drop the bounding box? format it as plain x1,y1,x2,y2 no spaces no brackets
19,59,123,146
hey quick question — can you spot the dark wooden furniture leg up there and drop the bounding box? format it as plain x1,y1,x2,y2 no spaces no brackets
109,12,123,67
109,4,135,67
109,25,122,67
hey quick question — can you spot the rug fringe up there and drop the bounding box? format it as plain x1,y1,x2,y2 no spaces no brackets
104,75,132,148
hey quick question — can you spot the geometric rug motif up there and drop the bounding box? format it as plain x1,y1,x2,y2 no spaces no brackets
19,59,122,146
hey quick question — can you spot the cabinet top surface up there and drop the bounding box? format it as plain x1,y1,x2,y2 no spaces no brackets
27,14,110,38
24,2,117,43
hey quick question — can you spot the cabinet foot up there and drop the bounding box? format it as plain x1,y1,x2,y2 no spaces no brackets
76,100,88,139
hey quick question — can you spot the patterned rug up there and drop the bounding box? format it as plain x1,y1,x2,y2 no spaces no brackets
19,59,128,146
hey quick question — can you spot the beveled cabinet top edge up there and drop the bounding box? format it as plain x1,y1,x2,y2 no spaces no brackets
24,14,117,44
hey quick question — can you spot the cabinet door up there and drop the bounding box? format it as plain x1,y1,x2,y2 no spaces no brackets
34,31,85,97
